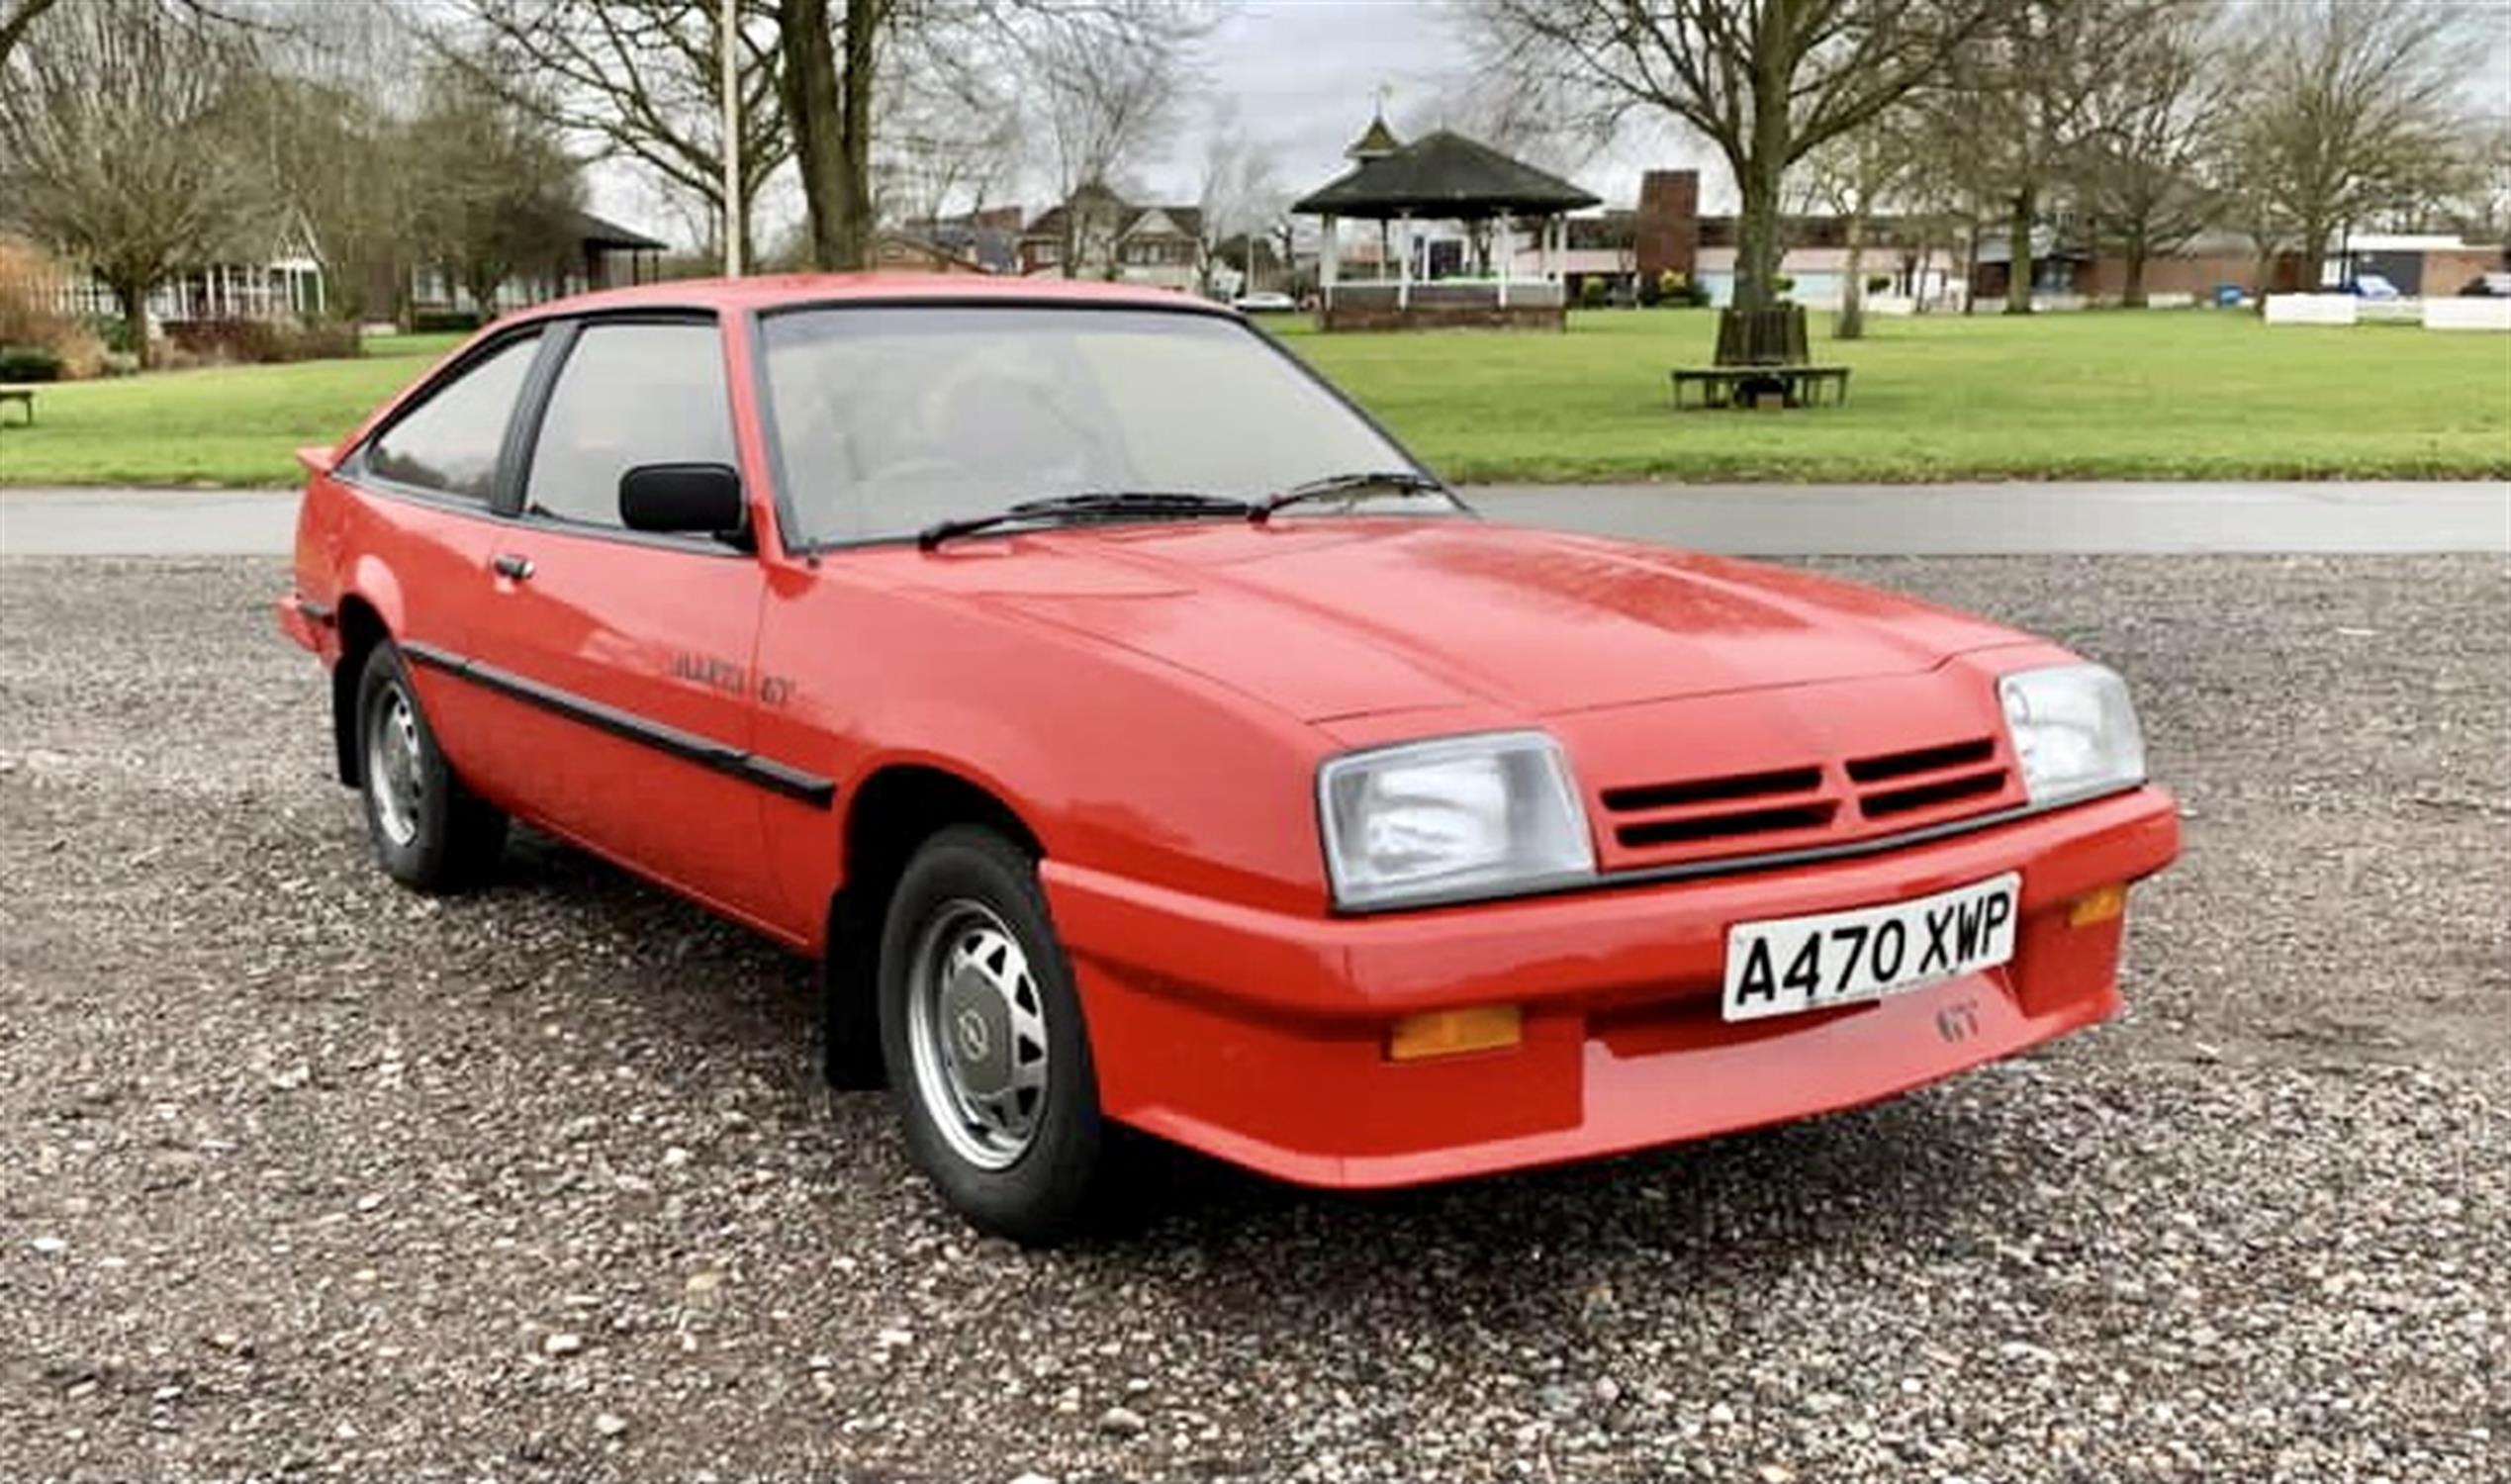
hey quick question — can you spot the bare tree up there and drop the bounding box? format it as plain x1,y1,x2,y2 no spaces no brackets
428,1,788,268
408,64,586,318
1795,106,1926,336
2228,0,2472,283
1030,8,1198,278
2071,0,2241,307
0,0,268,364
0,0,58,64
2441,116,2511,245
1195,100,1282,294
1473,0,2010,317
1940,0,2168,315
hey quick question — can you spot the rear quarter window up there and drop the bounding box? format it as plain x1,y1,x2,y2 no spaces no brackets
364,334,542,501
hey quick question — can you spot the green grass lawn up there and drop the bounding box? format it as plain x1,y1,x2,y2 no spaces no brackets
0,332,465,488
2,312,2504,488
1271,309,2511,484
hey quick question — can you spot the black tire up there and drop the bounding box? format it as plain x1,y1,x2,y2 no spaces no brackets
877,825,1106,1245
353,641,508,891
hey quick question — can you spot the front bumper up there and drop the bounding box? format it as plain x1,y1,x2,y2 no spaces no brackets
1045,786,2179,1188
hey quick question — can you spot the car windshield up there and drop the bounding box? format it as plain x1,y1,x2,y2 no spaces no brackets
758,305,1439,546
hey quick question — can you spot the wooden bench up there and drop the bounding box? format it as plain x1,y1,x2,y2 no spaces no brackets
0,387,33,426
1669,364,1851,411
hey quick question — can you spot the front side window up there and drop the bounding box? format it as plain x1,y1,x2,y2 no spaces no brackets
524,321,735,529
760,307,1423,545
364,333,541,500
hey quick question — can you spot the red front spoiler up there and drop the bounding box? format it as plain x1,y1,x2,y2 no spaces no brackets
1047,786,2180,1188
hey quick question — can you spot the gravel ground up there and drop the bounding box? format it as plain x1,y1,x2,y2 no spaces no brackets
1,554,2503,1483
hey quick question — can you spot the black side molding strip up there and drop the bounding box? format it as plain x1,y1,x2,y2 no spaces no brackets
402,641,835,808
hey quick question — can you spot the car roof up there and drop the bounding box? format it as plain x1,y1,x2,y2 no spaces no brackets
494,272,1243,325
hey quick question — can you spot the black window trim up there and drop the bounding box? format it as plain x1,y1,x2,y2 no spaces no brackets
744,295,1466,559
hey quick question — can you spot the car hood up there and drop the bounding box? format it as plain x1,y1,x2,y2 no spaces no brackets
910,518,2030,723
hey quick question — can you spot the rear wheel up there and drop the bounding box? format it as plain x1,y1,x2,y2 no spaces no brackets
354,641,507,890
878,826,1106,1245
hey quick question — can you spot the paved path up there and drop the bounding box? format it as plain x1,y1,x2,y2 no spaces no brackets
4,481,2505,557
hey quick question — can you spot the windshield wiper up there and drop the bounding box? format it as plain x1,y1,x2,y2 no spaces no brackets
1253,469,1451,523
917,491,1256,550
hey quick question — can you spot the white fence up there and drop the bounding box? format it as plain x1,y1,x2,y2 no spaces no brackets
2264,294,2359,325
2267,293,2511,330
2424,297,2511,331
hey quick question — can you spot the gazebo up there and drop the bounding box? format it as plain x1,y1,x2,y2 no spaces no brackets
1293,116,1601,330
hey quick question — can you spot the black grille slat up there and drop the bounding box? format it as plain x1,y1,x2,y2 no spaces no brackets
1846,737,1997,784
1860,770,2007,818
1602,765,1822,814
1617,801,1837,848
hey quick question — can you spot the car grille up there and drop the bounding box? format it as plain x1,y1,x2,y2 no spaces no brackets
1597,735,2018,867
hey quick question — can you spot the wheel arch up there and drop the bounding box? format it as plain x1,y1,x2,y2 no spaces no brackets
329,594,391,787
821,762,1046,1088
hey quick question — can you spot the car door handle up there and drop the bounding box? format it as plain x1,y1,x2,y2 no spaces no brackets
492,553,535,582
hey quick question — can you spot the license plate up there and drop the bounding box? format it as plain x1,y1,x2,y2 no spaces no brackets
1722,873,2020,1022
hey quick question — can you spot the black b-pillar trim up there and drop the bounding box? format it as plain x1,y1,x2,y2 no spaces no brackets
401,641,835,808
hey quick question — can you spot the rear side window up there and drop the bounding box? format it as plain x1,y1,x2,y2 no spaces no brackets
523,322,735,529
364,334,541,500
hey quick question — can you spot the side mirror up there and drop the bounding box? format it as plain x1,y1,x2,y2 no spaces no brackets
619,462,746,542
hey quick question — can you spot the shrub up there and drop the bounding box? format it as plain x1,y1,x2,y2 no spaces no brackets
0,345,64,382
409,309,483,334
0,237,107,378
1867,274,1894,294
164,318,361,365
84,312,139,354
1578,277,1609,309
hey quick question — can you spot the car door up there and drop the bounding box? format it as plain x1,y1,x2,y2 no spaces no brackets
336,329,550,787
456,315,784,927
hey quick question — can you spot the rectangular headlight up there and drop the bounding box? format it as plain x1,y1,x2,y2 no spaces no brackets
1999,663,2147,807
1318,732,1596,909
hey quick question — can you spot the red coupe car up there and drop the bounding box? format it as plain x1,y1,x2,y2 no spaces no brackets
279,275,2178,1242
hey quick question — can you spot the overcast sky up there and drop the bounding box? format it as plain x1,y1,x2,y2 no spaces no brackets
1147,0,1711,209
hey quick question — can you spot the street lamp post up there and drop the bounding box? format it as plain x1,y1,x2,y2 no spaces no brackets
721,0,742,277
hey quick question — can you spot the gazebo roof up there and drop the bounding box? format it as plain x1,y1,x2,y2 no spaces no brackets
1345,111,1402,161
1293,130,1601,220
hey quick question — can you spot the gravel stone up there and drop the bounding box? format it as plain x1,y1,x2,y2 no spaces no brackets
1,554,2502,1481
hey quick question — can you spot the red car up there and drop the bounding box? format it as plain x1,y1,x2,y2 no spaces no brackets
280,275,2178,1242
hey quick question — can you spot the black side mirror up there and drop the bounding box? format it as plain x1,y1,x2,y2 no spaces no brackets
619,462,746,542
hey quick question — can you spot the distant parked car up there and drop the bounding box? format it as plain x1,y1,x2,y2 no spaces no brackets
1232,290,1296,314
2348,272,2402,301
2457,271,2511,297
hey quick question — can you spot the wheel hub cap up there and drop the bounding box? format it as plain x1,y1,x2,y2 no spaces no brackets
907,902,1050,1170
367,685,423,847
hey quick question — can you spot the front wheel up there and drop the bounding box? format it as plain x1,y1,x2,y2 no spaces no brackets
878,826,1106,1245
354,641,507,890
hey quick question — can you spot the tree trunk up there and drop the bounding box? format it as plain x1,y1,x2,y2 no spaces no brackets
1731,156,1787,314
2298,223,2331,290
109,275,151,370
465,267,506,321
2122,229,2150,308
1960,224,1981,316
782,0,880,272
1836,209,1869,340
2003,186,2035,315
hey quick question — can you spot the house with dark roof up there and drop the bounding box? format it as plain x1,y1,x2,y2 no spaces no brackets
406,209,669,321
1017,182,1205,290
